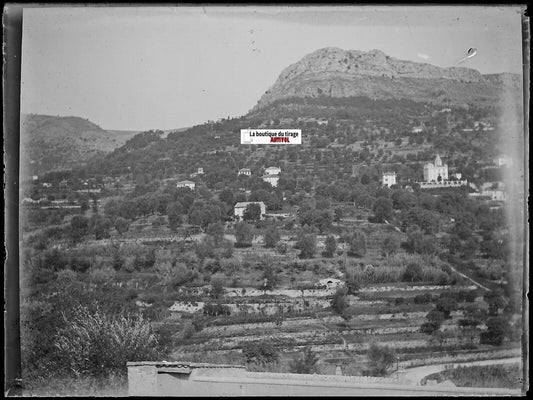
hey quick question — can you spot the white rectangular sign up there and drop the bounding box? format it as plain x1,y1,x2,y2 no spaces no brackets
241,129,302,144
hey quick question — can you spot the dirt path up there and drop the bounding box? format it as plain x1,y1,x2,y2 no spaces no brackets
400,356,521,385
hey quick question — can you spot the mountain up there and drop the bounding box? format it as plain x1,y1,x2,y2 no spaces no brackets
253,47,521,111
20,114,139,174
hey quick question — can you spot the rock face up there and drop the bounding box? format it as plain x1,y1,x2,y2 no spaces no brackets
253,47,520,110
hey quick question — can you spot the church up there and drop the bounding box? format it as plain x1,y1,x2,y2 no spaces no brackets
423,154,448,182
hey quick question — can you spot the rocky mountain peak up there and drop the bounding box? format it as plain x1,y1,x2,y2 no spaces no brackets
252,47,507,111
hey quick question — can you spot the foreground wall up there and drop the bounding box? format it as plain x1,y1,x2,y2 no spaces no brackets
127,362,521,397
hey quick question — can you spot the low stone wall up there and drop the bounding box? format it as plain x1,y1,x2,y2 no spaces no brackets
127,361,521,396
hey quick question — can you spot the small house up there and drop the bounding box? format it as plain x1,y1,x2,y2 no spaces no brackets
234,201,266,220
176,180,196,190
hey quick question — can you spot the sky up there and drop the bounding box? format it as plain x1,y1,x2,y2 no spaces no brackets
20,5,525,131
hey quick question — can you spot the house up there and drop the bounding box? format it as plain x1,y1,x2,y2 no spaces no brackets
190,167,204,178
264,166,281,175
176,180,196,190
234,202,266,220
32,175,38,181
382,172,397,188
494,155,513,168
411,126,424,134
238,168,251,176
317,119,328,126
423,154,448,183
262,174,279,187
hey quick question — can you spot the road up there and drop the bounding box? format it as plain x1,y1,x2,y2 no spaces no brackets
400,356,522,385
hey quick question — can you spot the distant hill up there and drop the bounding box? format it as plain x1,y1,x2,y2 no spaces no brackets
252,47,522,111
20,114,139,174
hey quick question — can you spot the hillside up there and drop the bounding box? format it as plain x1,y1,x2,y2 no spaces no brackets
20,114,139,174
252,47,521,111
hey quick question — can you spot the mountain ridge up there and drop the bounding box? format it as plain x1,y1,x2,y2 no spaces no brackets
253,47,521,111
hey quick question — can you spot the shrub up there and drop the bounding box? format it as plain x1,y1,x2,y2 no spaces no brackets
331,287,350,317
55,305,160,378
420,321,441,335
298,233,317,259
276,241,288,255
480,316,508,346
347,231,367,257
435,297,459,319
323,235,337,257
414,293,433,304
241,340,279,365
402,262,423,282
366,343,396,376
289,347,319,374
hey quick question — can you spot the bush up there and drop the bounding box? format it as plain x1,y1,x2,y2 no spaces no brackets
289,347,319,374
435,297,459,319
402,262,423,282
414,293,433,304
241,340,279,365
480,316,508,346
420,321,441,335
331,287,350,317
276,241,288,255
366,343,396,376
55,305,160,378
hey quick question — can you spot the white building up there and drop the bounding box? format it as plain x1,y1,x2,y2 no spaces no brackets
190,167,204,178
264,166,281,175
411,126,424,133
234,201,266,220
423,154,448,183
238,168,251,176
176,180,196,190
262,175,279,187
382,172,397,187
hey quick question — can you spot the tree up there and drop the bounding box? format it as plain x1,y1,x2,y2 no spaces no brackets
480,316,508,346
484,290,506,316
70,215,89,243
435,297,458,319
331,287,349,317
323,235,337,257
166,201,184,232
219,188,235,206
298,233,317,259
210,274,225,299
382,234,400,256
372,197,393,223
93,216,112,240
206,222,225,246
243,203,262,222
114,217,130,236
260,258,280,291
235,222,253,246
264,225,280,248
402,262,423,282
347,231,367,257
289,347,319,374
366,343,396,376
